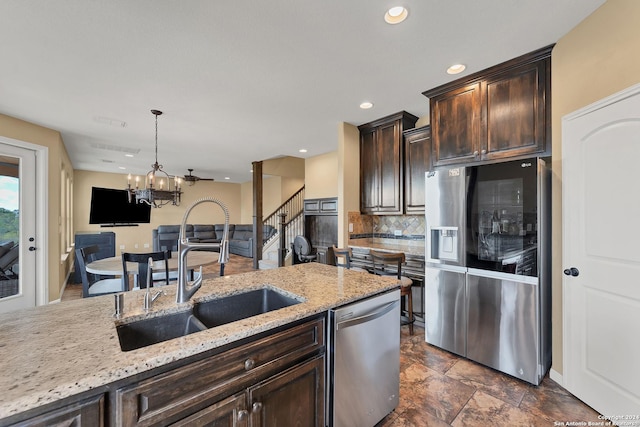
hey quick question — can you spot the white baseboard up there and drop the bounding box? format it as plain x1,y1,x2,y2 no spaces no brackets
49,271,72,304
549,368,563,386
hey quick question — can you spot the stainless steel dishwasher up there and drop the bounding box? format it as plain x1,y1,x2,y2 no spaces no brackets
328,289,400,427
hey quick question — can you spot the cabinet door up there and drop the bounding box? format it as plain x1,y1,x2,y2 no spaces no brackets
376,120,403,214
170,393,248,427
404,126,431,214
248,356,325,427
431,82,481,166
359,128,379,213
483,60,548,160
12,394,104,427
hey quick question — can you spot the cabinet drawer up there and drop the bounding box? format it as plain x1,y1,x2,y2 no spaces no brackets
116,317,325,426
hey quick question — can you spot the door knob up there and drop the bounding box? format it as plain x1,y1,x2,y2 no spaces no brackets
29,246,37,251
563,267,579,277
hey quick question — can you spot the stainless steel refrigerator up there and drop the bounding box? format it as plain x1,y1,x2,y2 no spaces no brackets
424,158,551,385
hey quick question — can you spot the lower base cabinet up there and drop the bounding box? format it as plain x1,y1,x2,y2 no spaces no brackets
9,394,104,427
114,316,325,426
173,356,325,427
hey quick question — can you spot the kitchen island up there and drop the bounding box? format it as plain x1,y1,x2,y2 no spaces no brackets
0,263,399,426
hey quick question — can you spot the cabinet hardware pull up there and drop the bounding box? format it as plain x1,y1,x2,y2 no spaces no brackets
238,409,248,420
244,358,255,370
481,149,487,154
473,150,479,157
252,402,263,413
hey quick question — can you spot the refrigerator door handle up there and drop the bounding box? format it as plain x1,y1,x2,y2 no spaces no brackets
467,267,538,285
336,300,400,330
426,263,467,274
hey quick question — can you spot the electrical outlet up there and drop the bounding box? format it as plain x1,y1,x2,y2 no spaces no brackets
119,244,125,250
394,230,402,236
349,223,354,232
144,243,150,248
134,244,139,249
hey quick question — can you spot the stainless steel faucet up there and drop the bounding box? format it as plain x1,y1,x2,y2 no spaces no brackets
176,197,230,303
143,256,163,311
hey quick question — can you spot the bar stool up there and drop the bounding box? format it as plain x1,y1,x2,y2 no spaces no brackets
332,246,368,272
370,250,414,335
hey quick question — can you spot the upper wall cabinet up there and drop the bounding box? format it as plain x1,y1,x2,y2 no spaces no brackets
403,125,431,214
423,45,553,167
359,111,418,215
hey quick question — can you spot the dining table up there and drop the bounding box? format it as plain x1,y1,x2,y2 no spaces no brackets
85,251,220,287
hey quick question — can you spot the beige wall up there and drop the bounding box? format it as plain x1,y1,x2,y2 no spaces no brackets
0,113,74,301
240,181,254,224
551,0,640,375
239,156,305,223
305,151,338,199
74,170,242,254
337,123,360,246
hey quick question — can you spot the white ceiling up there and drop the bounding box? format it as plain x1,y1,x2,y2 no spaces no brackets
0,0,605,184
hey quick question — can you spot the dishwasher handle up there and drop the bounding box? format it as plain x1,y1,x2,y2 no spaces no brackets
335,300,399,331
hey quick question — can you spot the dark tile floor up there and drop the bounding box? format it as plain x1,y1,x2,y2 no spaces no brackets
380,326,603,427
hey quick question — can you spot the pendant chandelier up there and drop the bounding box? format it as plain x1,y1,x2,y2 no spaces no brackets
127,109,182,207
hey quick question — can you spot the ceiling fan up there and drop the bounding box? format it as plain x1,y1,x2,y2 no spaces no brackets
183,168,215,185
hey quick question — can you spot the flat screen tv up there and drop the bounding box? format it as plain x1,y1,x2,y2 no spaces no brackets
89,187,151,226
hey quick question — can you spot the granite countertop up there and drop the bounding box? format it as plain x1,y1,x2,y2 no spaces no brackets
349,238,425,257
0,263,399,419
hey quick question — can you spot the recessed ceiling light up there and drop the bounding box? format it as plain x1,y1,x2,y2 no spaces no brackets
224,177,230,180
447,64,466,75
118,166,126,170
299,149,308,153
125,154,134,158
360,101,374,109
385,6,408,24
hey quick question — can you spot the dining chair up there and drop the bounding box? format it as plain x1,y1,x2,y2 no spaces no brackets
76,245,125,297
331,246,368,272
370,250,414,335
121,251,170,290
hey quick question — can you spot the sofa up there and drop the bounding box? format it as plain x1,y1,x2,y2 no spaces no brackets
152,224,277,258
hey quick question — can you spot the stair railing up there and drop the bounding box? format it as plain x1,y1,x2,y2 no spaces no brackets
262,186,305,267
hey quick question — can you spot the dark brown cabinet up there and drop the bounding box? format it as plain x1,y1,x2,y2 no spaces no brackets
359,111,418,215
10,394,104,427
304,198,337,265
170,393,247,427
430,82,481,166
403,125,431,214
303,198,337,215
248,356,324,426
424,45,552,167
114,317,325,426
172,356,325,427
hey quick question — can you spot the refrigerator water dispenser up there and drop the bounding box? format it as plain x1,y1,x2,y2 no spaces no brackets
429,227,459,262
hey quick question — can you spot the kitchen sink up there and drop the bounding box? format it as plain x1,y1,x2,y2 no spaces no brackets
117,310,207,352
116,288,301,351
193,288,301,328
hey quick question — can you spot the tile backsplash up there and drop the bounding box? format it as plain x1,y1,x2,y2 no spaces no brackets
349,212,425,241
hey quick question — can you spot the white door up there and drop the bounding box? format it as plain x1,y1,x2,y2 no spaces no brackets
0,142,37,313
562,83,640,416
